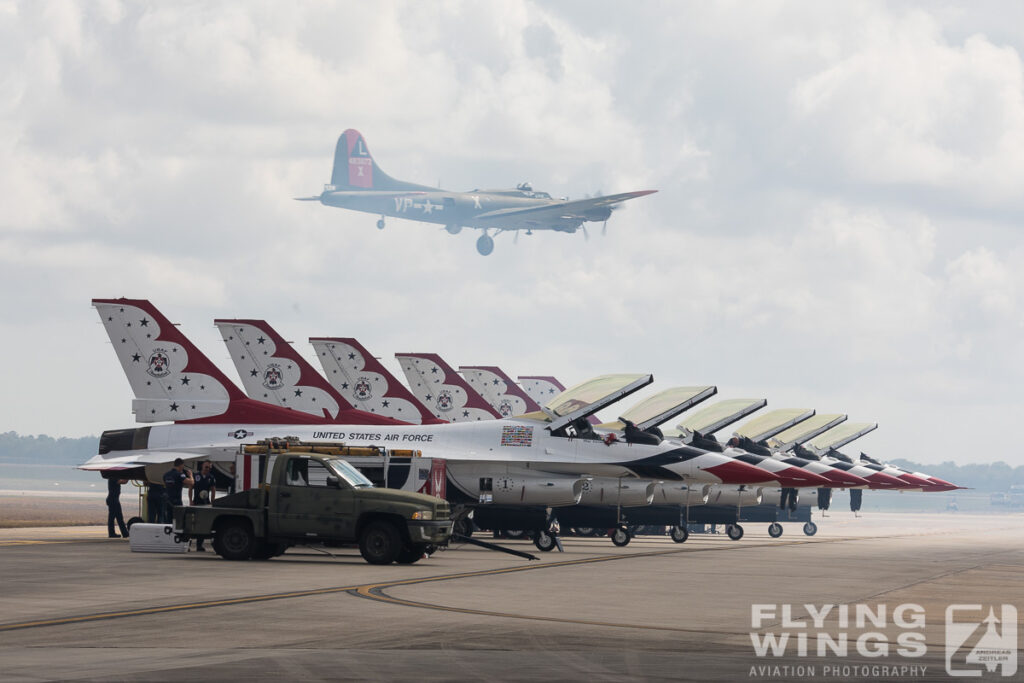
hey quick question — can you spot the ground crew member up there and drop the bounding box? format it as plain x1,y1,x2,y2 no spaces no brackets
162,458,194,522
106,476,130,538
189,461,216,551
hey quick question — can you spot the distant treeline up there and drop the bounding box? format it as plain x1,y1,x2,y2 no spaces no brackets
0,432,99,466
888,458,1023,492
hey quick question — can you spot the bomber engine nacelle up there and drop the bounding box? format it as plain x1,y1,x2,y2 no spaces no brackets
486,475,588,507
706,486,763,506
578,478,656,507
652,482,711,506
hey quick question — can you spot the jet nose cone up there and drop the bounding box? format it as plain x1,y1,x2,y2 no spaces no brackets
897,473,935,488
866,471,910,489
922,477,960,492
705,459,780,484
818,468,870,488
774,467,831,488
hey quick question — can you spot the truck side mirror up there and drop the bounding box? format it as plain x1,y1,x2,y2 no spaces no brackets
326,475,340,488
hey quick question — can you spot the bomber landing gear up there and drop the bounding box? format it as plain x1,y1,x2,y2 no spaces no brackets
726,524,744,541
376,217,386,230
670,525,689,543
768,522,783,538
476,233,494,256
803,521,818,537
445,224,462,235
610,526,631,547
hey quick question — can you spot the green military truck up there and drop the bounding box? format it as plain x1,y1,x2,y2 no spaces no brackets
173,452,452,564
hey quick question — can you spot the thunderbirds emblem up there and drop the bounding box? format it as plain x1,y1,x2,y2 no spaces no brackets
146,349,170,377
498,399,514,417
436,389,454,412
262,364,284,390
353,376,373,401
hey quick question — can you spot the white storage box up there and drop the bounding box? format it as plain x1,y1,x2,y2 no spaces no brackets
128,523,188,553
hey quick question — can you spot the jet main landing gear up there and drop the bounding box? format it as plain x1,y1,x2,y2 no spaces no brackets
726,524,744,541
670,525,689,543
376,217,386,230
768,522,783,538
610,526,631,547
803,521,818,536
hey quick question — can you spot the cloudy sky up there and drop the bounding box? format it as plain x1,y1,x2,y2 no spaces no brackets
2,1,1022,465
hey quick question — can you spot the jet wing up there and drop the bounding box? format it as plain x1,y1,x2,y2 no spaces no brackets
471,190,657,228
78,450,208,471
806,422,878,455
734,408,815,443
600,386,717,432
766,413,847,452
677,399,767,438
545,374,653,433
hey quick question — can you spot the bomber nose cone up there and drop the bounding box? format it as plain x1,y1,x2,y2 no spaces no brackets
774,466,831,488
704,459,780,484
865,471,910,489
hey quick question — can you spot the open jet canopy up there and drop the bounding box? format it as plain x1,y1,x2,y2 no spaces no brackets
734,408,815,443
766,413,847,452
674,398,767,439
544,374,652,433
806,421,879,455
599,386,717,432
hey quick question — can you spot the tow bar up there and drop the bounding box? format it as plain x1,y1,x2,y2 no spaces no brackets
451,533,539,561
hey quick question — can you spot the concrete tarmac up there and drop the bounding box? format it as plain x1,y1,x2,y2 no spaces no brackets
1,512,1022,682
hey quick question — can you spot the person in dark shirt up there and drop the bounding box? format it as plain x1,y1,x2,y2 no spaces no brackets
189,461,216,551
162,458,194,522
105,476,130,538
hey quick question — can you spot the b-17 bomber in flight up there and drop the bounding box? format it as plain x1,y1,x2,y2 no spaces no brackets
297,129,657,255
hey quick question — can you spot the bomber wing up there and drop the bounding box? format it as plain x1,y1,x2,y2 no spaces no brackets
471,190,657,229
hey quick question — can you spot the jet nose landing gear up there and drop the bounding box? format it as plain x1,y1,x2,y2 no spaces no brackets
476,233,494,256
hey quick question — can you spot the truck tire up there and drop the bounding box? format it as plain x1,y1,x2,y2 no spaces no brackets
396,545,427,564
359,520,402,565
214,519,255,561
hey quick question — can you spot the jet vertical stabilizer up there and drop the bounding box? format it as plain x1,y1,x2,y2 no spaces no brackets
460,366,542,418
310,337,444,425
92,299,331,425
216,319,354,421
396,353,501,422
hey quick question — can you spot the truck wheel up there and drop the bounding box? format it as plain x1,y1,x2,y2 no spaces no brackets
452,518,473,538
126,516,143,531
359,520,401,565
215,520,255,561
396,545,427,564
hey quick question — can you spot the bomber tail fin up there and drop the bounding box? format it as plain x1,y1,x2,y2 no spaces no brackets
215,320,404,425
92,299,330,425
310,337,445,425
329,129,433,192
396,353,501,422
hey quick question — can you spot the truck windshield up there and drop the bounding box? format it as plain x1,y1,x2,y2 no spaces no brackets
327,459,374,488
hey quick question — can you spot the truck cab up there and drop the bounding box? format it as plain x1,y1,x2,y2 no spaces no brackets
175,451,451,565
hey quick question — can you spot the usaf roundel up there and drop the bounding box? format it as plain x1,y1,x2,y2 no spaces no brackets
436,389,454,412
263,363,284,390
147,349,171,378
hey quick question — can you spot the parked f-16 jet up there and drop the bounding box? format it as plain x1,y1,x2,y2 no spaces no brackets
297,129,657,255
